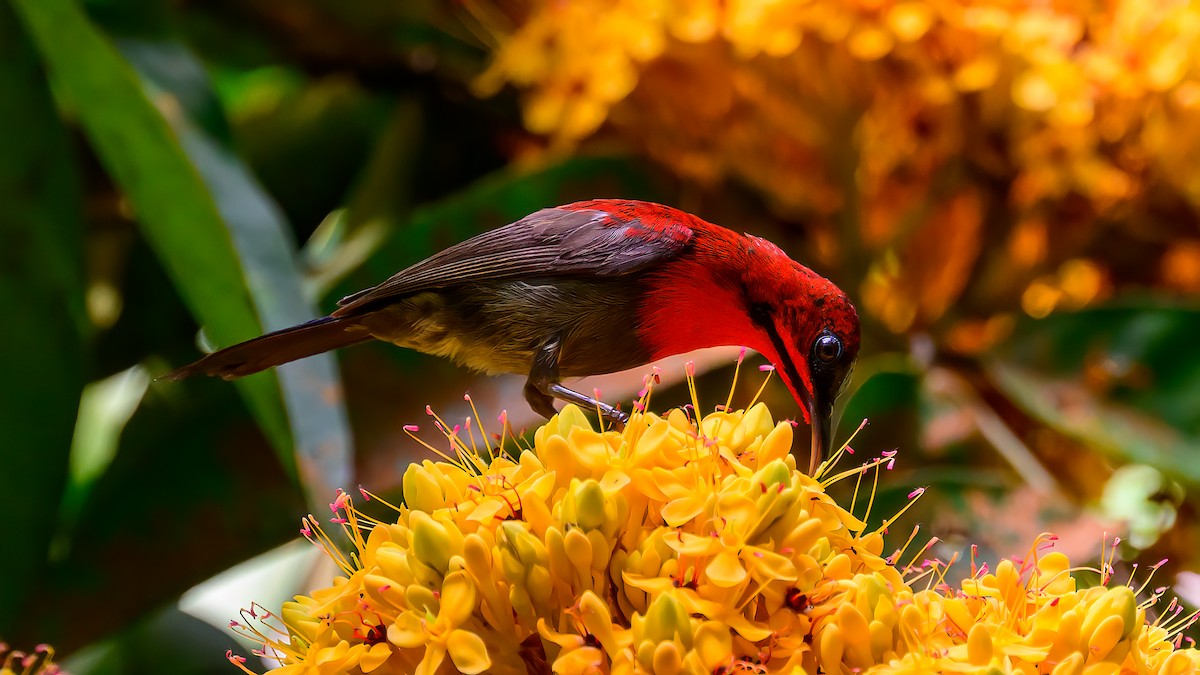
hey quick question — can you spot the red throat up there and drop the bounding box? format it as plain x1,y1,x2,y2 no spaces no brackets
637,266,816,424
633,226,837,426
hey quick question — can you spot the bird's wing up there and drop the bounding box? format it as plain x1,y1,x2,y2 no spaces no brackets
333,204,695,315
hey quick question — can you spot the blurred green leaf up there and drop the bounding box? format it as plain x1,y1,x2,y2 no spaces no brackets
990,361,1199,483
116,37,234,143
23,378,301,652
58,366,151,556
836,354,922,453
119,37,354,498
15,0,358,499
220,71,394,231
0,0,87,635
303,97,424,295
65,605,244,675
12,0,293,460
990,302,1200,486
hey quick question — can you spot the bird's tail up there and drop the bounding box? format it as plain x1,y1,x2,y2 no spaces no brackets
163,316,372,381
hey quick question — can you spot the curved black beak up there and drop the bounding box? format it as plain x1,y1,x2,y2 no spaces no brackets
808,391,832,475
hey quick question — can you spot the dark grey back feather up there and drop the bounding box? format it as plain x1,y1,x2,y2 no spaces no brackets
334,207,694,315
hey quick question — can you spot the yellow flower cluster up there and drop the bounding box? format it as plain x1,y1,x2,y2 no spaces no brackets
471,0,1200,331
476,0,1200,198
231,388,1200,674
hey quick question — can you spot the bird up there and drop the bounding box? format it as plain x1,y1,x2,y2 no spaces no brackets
166,199,860,472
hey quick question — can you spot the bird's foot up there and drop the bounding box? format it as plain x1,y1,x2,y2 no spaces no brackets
599,403,629,432
548,383,628,431
526,335,630,431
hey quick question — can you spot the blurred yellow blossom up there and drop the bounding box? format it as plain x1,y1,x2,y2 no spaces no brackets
230,374,1200,674
470,0,1200,331
1161,241,1200,293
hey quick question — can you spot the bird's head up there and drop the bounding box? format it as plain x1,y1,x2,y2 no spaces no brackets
738,237,860,470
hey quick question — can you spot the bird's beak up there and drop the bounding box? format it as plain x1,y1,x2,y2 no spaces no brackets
808,390,832,475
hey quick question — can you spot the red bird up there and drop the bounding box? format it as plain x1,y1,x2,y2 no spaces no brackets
168,200,860,471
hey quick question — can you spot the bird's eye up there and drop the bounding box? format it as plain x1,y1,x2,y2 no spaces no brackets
812,333,842,365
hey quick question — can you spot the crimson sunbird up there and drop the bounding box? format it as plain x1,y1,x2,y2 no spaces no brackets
167,199,860,472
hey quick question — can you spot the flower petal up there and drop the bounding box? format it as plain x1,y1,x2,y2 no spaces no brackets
744,547,798,583
414,644,446,675
358,643,392,673
387,613,428,649
661,496,705,527
693,621,734,671
447,628,492,674
440,571,478,627
706,549,748,587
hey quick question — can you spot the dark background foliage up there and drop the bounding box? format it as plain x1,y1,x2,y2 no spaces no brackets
2,0,1197,670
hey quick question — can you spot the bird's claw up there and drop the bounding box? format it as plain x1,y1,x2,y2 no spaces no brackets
602,406,629,432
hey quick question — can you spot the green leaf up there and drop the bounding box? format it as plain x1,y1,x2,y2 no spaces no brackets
22,379,302,652
119,37,354,498
989,301,1200,486
13,0,355,497
12,0,291,458
302,96,424,296
64,605,247,675
0,1,87,635
835,353,921,452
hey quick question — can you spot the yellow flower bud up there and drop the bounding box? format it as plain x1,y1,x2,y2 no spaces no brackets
280,600,318,639
555,404,593,436
529,563,554,606
587,530,612,570
967,623,993,665
498,520,545,571
752,420,793,467
372,544,414,586
756,459,792,492
818,623,845,669
825,553,853,580
564,527,595,577
402,463,444,513
1037,552,1076,595
1080,586,1137,644
404,584,437,615
1045,607,1084,664
1086,614,1126,661
869,619,893,662
785,516,825,555
730,402,774,450
579,590,623,656
363,573,406,610
1161,650,1200,675
841,606,876,667
641,592,691,647
652,641,682,674
411,511,459,574
635,639,657,672
568,479,608,531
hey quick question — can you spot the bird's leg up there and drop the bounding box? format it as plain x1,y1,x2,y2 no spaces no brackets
525,336,630,430
523,338,560,420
